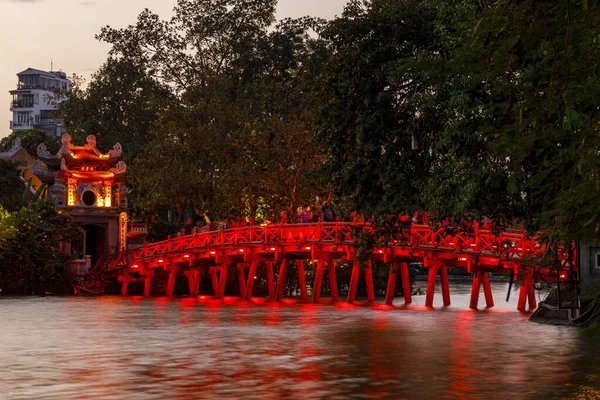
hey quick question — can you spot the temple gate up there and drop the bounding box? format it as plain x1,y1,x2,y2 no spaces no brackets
32,134,128,277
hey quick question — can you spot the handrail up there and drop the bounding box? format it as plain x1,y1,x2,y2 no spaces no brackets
98,222,575,275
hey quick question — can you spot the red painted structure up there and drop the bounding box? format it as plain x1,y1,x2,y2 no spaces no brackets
90,222,576,311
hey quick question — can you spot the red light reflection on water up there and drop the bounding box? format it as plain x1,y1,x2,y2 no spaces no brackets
447,312,477,398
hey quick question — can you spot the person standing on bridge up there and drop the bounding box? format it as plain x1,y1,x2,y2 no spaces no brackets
298,205,312,224
321,202,336,223
280,211,291,224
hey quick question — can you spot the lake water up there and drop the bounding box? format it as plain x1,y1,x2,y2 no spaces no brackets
1,282,599,399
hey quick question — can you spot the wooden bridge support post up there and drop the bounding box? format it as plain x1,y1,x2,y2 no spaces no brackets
244,260,260,300
237,263,247,298
143,272,155,298
209,267,220,297
440,266,451,306
347,261,360,304
217,260,230,299
328,258,338,302
296,260,308,301
469,272,482,310
276,259,288,301
266,262,275,300
312,258,326,303
425,266,439,308
385,263,398,306
528,274,537,310
470,271,495,309
184,268,202,297
517,271,536,311
400,262,412,304
166,271,177,297
119,276,132,296
482,272,495,308
365,260,375,303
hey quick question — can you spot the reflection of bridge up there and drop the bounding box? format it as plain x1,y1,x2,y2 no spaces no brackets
87,222,577,311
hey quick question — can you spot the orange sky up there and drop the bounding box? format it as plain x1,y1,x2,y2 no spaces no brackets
0,0,348,139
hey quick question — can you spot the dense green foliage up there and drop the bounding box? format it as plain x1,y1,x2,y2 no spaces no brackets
54,0,600,248
0,159,24,202
0,128,60,156
0,200,80,294
316,0,600,245
0,162,80,294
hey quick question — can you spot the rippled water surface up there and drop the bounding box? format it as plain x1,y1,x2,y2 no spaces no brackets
1,283,599,399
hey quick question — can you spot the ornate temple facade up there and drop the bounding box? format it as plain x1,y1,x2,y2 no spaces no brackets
32,134,128,270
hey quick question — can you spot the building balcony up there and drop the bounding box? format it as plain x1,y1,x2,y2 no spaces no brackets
10,101,34,111
9,121,33,129
15,83,59,91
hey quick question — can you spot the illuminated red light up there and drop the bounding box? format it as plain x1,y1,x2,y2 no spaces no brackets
560,272,567,280
378,250,383,254
184,254,190,258
210,251,216,255
270,247,276,251
305,246,311,250
132,264,139,268
239,249,244,253
158,259,164,263
459,257,467,262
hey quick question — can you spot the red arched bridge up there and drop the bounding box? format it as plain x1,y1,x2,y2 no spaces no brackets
85,222,576,311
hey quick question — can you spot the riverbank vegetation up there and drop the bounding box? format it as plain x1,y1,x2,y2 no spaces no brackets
0,160,80,294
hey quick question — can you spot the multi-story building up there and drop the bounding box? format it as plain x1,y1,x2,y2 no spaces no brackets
9,67,70,138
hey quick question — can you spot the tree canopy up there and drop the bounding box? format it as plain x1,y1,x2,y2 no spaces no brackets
56,0,600,245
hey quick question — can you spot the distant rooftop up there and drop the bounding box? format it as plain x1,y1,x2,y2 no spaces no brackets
17,68,68,80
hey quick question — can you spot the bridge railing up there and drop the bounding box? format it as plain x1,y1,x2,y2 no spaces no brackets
99,222,574,274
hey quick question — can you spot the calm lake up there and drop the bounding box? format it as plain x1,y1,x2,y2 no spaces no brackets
1,282,599,399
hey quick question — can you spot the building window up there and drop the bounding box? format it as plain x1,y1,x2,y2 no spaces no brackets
82,190,96,207
595,252,600,270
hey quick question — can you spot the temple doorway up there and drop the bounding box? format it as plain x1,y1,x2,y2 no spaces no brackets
82,224,106,268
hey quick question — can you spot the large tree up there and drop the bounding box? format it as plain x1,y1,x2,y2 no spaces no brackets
317,0,600,245
91,0,329,222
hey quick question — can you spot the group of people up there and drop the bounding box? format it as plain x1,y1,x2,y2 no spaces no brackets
174,201,338,237
280,201,337,224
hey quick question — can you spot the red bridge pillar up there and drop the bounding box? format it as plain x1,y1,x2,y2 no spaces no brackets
244,260,260,300
184,268,202,297
347,261,360,303
209,267,220,297
400,262,412,304
385,263,398,306
312,258,326,303
237,263,247,298
328,258,338,302
469,271,494,309
119,275,133,296
424,261,451,308
517,270,537,311
365,260,375,302
266,262,275,301
143,271,155,297
166,270,177,297
217,260,231,298
276,259,288,301
296,260,308,302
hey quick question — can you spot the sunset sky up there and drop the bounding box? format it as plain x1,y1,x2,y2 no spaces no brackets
0,0,348,139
